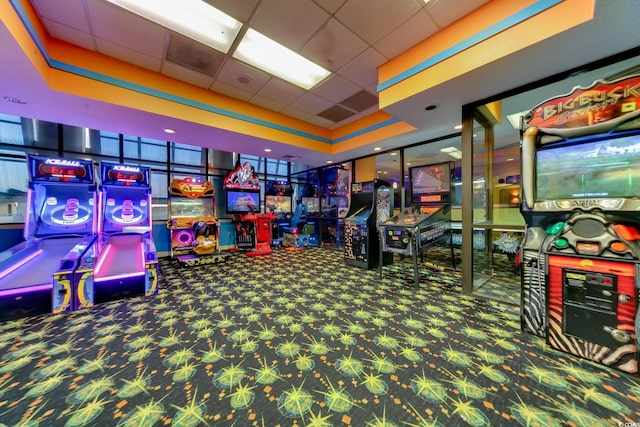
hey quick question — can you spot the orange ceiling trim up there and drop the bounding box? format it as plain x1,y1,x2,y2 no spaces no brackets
379,0,595,109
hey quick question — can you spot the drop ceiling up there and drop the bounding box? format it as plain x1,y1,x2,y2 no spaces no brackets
1,0,639,168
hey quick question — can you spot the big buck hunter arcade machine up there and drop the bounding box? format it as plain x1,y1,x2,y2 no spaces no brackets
520,74,640,375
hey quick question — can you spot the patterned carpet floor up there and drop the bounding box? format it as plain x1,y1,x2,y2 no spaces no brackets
0,247,638,426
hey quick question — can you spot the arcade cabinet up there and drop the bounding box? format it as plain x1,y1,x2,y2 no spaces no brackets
282,202,311,249
379,162,454,286
520,74,640,375
0,155,98,321
224,161,270,256
344,180,393,269
264,180,293,245
167,177,227,265
72,162,158,310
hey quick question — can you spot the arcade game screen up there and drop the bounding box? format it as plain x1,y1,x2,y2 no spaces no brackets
536,133,640,200
410,163,451,198
226,190,259,214
265,195,292,213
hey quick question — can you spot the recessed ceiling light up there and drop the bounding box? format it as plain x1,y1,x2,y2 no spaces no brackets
454,124,462,130
105,0,242,53
264,148,272,152
234,29,330,90
406,162,411,166
163,128,176,134
390,152,397,156
373,147,382,151
326,160,333,164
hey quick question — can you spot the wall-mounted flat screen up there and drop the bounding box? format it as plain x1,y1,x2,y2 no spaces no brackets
265,195,292,213
536,133,640,200
409,162,452,204
226,190,260,214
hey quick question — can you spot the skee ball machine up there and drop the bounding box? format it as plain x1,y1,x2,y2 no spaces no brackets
0,155,97,320
520,74,640,375
167,177,226,265
378,162,454,287
72,162,158,310
344,179,393,269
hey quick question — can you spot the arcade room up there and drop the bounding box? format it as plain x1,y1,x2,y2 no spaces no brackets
0,1,639,425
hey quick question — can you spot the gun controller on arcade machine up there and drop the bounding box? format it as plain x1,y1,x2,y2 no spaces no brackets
167,177,228,265
70,162,158,310
0,155,98,321
224,162,274,256
520,74,640,375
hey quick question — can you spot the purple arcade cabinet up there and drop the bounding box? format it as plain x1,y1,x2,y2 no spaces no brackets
71,161,158,310
0,155,98,321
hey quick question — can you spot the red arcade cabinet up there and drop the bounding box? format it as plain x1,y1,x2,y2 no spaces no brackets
520,74,640,375
224,162,272,256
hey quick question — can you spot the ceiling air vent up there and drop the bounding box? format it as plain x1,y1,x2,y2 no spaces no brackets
318,105,357,123
339,90,378,112
165,34,225,76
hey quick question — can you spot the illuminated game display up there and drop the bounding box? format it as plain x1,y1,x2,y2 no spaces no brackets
520,74,640,375
71,162,158,310
167,177,225,265
0,155,98,321
410,162,452,204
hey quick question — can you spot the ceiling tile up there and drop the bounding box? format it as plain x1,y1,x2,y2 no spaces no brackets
280,105,312,122
313,0,348,14
95,37,162,72
249,94,286,113
210,81,254,102
165,34,225,77
41,18,95,51
305,114,337,128
337,47,386,87
86,0,167,59
290,92,334,115
335,0,421,45
161,61,215,89
374,9,439,59
311,74,361,103
249,0,329,50
216,58,271,94
300,18,368,71
425,0,490,28
30,0,90,32
202,0,260,23
256,78,306,105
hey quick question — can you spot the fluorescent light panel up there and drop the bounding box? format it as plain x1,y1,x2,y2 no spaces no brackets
105,0,242,53
234,29,331,90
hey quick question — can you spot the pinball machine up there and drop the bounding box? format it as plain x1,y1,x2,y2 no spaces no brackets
520,74,640,375
378,162,454,286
